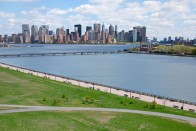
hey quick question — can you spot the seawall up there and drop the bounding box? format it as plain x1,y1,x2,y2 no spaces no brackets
0,62,195,112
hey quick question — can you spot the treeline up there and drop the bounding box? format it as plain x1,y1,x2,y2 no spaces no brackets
155,45,196,55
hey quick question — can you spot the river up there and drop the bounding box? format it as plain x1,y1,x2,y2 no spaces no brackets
0,44,195,103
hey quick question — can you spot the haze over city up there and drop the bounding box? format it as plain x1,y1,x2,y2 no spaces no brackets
0,0,196,40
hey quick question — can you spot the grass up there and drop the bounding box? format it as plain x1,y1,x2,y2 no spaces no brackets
0,111,195,131
0,67,195,118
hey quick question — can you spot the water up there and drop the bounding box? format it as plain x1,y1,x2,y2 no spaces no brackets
0,44,196,102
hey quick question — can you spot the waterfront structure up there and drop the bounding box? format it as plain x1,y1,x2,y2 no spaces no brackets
74,24,82,38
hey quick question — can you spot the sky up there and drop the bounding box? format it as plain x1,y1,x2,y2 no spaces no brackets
0,0,196,40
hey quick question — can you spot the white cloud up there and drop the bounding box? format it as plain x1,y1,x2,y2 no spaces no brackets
0,0,37,2
0,11,15,17
47,8,67,15
0,0,196,40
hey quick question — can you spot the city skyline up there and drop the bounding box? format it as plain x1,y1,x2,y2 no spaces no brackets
0,0,196,40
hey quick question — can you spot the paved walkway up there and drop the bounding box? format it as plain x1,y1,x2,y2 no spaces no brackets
0,104,195,123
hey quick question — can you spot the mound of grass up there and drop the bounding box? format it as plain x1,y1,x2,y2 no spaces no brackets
0,67,195,118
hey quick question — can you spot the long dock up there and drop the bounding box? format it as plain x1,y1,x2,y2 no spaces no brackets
0,50,127,58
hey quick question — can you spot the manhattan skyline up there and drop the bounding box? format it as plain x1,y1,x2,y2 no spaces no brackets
0,0,196,40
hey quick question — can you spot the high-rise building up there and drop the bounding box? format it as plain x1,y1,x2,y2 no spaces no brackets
133,29,137,42
16,33,23,44
66,29,69,35
94,23,101,32
41,25,49,35
133,26,146,42
38,26,47,43
109,24,115,38
74,24,82,38
86,26,92,32
101,24,105,44
31,25,39,43
11,34,17,43
0,35,2,43
115,25,118,38
22,24,30,43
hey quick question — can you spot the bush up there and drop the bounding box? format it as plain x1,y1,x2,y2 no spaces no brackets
52,99,57,105
82,96,94,104
61,94,65,98
149,101,156,109
129,100,134,104
143,103,149,108
192,48,196,55
42,97,46,101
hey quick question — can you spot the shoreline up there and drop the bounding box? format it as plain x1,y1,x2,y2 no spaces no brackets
128,51,196,58
0,62,195,112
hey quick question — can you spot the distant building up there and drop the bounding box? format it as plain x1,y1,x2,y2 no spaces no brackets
41,25,49,35
66,29,69,35
16,33,23,44
31,25,39,43
133,29,137,42
0,35,3,43
11,34,17,43
38,26,47,43
86,26,92,32
74,24,82,38
133,26,146,42
94,23,101,33
22,24,30,43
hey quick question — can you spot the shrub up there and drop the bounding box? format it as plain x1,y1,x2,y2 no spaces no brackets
149,101,156,109
82,96,94,104
143,103,149,108
61,94,65,98
129,100,134,104
42,97,46,101
192,48,196,55
52,99,57,105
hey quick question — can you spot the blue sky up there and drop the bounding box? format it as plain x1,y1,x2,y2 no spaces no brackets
0,0,196,40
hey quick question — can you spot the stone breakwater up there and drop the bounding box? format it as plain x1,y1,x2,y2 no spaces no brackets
0,62,195,112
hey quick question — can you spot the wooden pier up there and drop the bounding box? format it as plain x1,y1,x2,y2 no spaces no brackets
0,50,127,58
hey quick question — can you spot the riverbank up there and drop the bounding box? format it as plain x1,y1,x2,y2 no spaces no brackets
0,62,195,113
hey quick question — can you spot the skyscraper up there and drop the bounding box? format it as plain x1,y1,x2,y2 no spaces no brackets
41,25,49,35
22,24,30,43
74,24,82,38
133,26,146,42
133,29,137,42
86,26,92,32
115,25,118,38
94,23,101,32
101,24,105,43
38,26,47,43
31,25,39,43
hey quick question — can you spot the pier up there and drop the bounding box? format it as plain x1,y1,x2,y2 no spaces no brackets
0,50,127,58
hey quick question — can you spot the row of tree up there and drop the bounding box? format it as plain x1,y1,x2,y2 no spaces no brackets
155,45,196,55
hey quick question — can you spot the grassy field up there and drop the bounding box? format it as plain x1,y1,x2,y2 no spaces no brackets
0,67,195,118
0,111,195,131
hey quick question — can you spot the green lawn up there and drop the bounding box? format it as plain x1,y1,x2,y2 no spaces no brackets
0,67,195,118
0,111,195,131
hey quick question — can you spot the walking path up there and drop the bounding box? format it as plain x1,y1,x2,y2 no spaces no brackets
0,104,195,123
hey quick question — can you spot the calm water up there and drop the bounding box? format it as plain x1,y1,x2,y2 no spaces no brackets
0,44,196,102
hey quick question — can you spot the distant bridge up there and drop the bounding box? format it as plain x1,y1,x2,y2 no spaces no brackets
0,50,127,58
